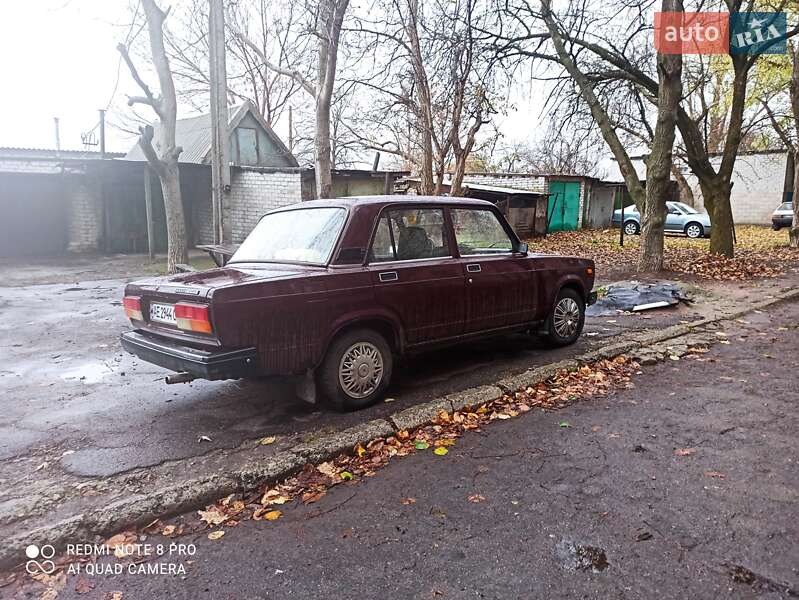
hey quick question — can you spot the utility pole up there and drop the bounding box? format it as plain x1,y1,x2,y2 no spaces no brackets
208,0,230,245
288,106,293,153
99,109,106,158
53,117,61,152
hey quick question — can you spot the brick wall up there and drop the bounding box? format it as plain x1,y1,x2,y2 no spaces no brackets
225,169,303,243
683,152,788,224
66,180,102,252
0,159,62,174
462,173,547,193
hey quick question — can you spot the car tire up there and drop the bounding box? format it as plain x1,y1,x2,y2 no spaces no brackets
318,328,393,411
543,288,585,347
623,220,640,236
772,222,782,231
684,222,704,239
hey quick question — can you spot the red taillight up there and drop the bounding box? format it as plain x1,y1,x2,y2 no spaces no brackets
175,302,213,334
123,296,143,321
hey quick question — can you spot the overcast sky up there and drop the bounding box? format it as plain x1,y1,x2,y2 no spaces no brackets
0,0,545,157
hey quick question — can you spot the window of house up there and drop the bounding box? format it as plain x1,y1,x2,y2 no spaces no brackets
451,208,513,255
236,128,258,165
369,208,450,262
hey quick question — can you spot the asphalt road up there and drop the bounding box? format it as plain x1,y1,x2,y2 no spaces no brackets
0,277,685,483
33,298,799,600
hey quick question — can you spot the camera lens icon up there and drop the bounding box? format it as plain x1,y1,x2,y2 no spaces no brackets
25,544,40,559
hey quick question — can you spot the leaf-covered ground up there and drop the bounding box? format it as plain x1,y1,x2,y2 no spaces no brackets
526,226,799,281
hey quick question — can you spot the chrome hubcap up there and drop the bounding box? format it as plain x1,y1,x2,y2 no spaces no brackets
624,223,637,235
553,297,580,338
687,225,701,238
339,342,383,399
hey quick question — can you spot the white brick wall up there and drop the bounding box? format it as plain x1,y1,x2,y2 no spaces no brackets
0,159,62,174
67,181,102,252
225,169,303,243
462,173,547,193
681,152,788,225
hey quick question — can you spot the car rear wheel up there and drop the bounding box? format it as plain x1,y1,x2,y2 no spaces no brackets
623,220,640,236
772,222,782,231
543,288,585,347
318,328,393,411
684,222,704,238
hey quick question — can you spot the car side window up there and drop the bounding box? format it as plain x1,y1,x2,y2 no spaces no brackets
451,208,513,255
369,208,450,262
368,216,396,263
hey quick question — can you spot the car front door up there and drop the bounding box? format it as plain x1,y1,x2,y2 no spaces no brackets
450,207,536,333
368,207,465,345
665,203,684,232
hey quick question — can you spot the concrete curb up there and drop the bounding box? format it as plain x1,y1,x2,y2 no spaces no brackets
3,287,798,569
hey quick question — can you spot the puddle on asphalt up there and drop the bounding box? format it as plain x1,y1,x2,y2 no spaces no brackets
60,362,116,384
554,539,609,573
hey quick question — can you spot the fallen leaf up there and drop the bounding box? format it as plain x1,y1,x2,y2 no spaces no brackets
414,441,430,450
198,507,229,527
468,494,486,503
559,421,571,428
704,471,726,479
198,435,212,442
259,436,277,445
162,525,177,536
401,497,416,505
635,531,653,541
261,489,291,506
674,448,696,456
433,447,448,456
317,461,338,478
264,510,282,521
591,425,601,432
340,470,354,480
207,530,225,540
302,490,326,504
75,577,94,594
105,593,123,600
355,444,366,457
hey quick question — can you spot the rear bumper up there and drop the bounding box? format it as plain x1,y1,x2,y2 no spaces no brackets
121,331,258,380
772,216,793,227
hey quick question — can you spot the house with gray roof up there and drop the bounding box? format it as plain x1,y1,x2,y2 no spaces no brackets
125,101,298,168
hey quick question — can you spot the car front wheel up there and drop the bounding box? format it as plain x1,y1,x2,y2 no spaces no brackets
623,220,640,236
318,328,393,411
543,288,585,347
685,222,704,238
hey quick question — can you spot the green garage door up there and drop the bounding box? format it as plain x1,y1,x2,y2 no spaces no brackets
547,180,581,232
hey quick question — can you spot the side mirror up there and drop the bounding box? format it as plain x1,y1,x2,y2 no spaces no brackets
516,242,528,254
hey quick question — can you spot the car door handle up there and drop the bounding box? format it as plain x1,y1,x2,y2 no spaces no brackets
379,271,398,282
466,264,481,273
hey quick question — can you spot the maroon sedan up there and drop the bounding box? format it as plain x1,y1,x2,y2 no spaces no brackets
121,197,596,410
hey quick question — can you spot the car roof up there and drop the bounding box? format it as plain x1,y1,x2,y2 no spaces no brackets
293,195,495,210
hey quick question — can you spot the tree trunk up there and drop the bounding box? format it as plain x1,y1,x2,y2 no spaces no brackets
789,45,799,248
702,180,735,257
315,95,334,198
638,0,682,273
671,164,695,206
162,161,187,270
792,150,799,248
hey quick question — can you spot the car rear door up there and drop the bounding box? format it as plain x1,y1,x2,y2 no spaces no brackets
450,207,536,333
665,203,684,232
368,207,465,345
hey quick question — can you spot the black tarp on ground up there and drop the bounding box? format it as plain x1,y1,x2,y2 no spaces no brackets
587,282,691,316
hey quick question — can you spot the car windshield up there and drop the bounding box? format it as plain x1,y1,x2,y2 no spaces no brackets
675,202,699,214
230,207,347,265
779,202,793,210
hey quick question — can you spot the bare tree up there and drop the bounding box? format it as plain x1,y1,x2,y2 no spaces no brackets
118,0,187,273
763,43,799,247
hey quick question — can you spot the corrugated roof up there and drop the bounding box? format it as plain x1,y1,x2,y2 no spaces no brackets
0,147,125,160
125,102,297,166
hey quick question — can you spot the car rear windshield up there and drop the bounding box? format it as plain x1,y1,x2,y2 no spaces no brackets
779,202,793,210
230,207,347,265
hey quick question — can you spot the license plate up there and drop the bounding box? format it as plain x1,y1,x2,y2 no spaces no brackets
149,302,176,325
